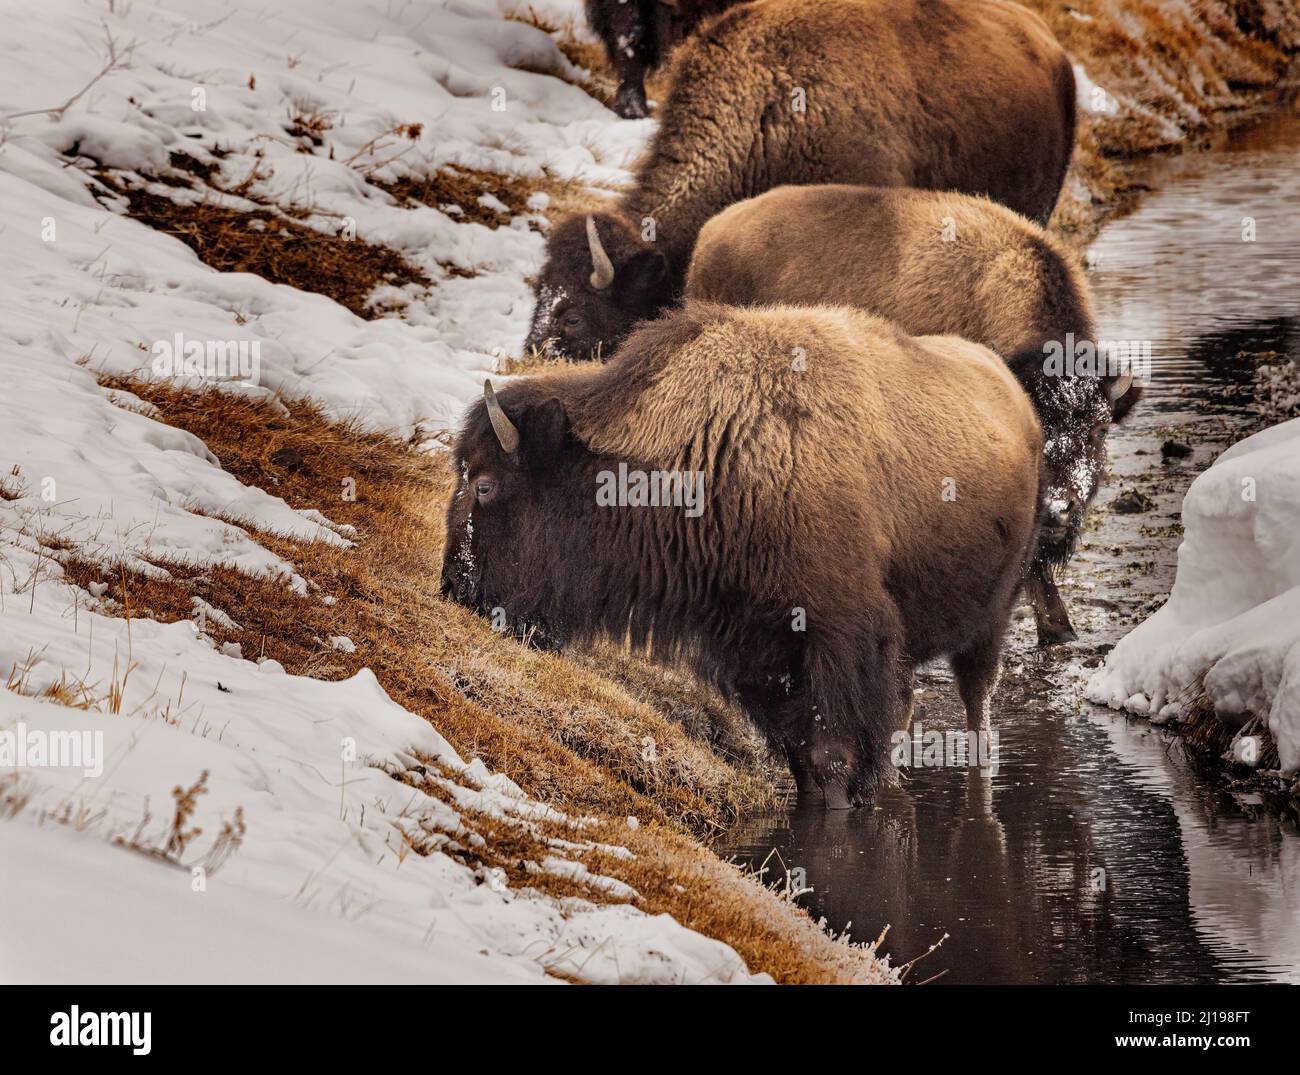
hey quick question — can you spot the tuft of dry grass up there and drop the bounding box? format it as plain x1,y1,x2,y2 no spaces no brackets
1180,684,1282,769
72,375,887,982
372,165,611,229
283,101,335,148
496,345,585,376
0,464,24,501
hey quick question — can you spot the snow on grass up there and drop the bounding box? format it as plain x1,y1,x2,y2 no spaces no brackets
0,0,775,984
0,0,648,438
0,539,767,984
1087,418,1300,774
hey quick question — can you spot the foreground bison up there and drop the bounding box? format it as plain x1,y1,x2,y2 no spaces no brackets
583,0,743,118
525,0,1076,362
687,184,1144,645
444,303,1043,805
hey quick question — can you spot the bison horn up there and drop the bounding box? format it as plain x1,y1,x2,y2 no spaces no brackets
483,380,520,454
586,215,615,291
1107,372,1134,402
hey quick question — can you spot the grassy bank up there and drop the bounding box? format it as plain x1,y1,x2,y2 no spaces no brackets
78,375,892,983
59,0,1300,981
1028,0,1300,244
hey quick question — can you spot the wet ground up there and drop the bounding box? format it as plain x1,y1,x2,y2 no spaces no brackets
722,103,1300,984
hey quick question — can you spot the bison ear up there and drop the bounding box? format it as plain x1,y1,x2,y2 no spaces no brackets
520,397,569,468
616,247,671,312
1006,346,1048,390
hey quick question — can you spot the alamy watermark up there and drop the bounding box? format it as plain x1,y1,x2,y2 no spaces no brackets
1041,333,1151,381
595,463,706,518
0,721,103,778
50,1007,150,1055
150,332,261,386
890,722,999,773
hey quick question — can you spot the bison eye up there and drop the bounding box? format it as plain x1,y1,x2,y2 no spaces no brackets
475,478,498,504
560,309,585,332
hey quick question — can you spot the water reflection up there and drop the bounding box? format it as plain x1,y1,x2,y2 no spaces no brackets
1087,104,1300,410
728,687,1280,983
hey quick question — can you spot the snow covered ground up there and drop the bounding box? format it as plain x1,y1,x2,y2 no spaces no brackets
0,0,772,984
1088,418,1300,777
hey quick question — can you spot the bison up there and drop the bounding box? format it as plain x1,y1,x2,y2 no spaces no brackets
685,184,1144,646
524,0,1077,362
443,302,1043,806
583,0,743,119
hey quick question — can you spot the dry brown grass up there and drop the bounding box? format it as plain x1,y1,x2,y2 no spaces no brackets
72,374,887,983
1026,0,1300,245
93,174,430,319
1180,683,1282,768
372,165,611,229
495,345,581,376
1177,688,1299,820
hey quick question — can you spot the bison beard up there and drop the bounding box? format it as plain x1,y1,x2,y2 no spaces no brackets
445,303,1044,806
525,0,1078,362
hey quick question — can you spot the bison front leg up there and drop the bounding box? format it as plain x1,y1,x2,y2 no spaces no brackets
785,745,817,798
1024,557,1077,646
604,2,654,118
951,630,1005,733
732,674,819,799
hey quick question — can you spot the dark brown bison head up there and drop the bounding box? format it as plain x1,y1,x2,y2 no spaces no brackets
522,213,671,362
1012,355,1143,564
440,380,585,649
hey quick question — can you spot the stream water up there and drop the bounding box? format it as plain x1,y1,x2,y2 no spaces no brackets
721,103,1300,984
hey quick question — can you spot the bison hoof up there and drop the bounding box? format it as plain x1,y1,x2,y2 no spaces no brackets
613,85,649,119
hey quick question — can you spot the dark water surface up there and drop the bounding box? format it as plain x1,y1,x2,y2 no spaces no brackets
721,104,1300,984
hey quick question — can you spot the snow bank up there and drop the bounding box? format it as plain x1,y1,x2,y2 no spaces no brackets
0,541,766,984
0,0,647,439
0,1,770,984
1087,419,1300,773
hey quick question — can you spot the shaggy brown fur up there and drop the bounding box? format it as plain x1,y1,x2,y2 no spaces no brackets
686,184,1144,645
583,0,744,118
524,0,1078,361
445,302,1043,805
688,186,1097,360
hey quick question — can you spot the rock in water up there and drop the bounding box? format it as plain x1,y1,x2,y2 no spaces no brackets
1112,488,1155,514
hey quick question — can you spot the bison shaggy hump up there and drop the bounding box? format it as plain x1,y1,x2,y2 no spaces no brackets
524,0,1078,362
443,302,1043,806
